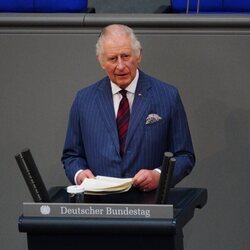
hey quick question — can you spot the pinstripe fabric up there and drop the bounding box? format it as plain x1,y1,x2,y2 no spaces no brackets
62,70,195,185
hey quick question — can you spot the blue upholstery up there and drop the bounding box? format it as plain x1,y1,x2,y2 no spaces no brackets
224,0,250,12
0,0,33,12
171,0,222,13
171,0,250,13
0,0,88,12
36,0,88,13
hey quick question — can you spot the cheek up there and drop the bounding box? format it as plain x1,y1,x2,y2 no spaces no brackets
102,64,115,74
130,58,140,67
128,61,139,73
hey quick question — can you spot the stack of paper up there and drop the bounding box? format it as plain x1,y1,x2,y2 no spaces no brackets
67,176,133,195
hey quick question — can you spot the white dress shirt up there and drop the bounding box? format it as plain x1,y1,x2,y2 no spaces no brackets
111,69,139,117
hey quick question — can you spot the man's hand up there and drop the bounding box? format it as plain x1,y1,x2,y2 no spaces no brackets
76,169,95,185
132,169,160,192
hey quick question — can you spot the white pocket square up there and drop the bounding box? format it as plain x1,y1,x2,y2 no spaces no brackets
145,113,162,125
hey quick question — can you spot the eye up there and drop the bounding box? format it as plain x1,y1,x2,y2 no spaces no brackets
122,54,130,60
108,56,117,63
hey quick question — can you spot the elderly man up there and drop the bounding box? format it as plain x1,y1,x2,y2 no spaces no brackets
62,24,195,192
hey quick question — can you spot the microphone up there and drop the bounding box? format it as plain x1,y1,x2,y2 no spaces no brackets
161,157,176,204
15,149,50,202
155,152,176,204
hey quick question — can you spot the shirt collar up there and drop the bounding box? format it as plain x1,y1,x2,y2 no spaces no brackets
111,69,139,95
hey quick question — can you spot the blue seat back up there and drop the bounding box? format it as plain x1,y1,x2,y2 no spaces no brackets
224,0,250,12
171,0,250,13
0,0,33,12
0,0,88,12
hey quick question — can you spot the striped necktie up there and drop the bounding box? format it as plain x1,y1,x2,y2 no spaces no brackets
116,89,130,157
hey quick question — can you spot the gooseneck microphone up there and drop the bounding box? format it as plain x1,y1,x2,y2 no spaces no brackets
155,152,176,204
15,149,50,202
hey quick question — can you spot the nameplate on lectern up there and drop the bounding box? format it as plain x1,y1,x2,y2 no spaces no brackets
23,203,173,219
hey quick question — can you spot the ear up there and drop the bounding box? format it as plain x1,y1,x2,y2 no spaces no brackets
136,48,143,64
96,55,105,69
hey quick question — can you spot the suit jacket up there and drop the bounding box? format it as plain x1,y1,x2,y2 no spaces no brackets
62,70,195,185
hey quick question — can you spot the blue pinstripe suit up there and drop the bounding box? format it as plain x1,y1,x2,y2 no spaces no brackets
62,70,195,185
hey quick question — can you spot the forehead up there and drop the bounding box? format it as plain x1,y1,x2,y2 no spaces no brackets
102,34,133,55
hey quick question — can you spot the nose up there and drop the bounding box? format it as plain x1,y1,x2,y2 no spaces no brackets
116,57,125,70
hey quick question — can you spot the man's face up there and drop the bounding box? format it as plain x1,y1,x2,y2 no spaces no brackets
99,34,142,89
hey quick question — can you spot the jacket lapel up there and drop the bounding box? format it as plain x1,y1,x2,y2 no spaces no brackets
125,71,152,150
96,78,120,154
96,72,152,156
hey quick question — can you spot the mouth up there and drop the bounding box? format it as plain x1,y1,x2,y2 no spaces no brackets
116,73,128,78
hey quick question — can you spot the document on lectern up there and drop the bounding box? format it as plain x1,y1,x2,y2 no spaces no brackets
67,176,133,195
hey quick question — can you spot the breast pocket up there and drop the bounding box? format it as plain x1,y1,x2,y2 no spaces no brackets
144,118,168,145
142,118,169,164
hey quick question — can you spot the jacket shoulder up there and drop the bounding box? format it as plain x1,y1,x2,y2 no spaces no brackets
75,77,108,99
142,72,179,95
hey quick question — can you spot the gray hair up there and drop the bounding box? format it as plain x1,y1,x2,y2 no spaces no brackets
96,24,142,61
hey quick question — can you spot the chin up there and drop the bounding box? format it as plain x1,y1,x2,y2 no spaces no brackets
117,82,130,88
116,78,132,87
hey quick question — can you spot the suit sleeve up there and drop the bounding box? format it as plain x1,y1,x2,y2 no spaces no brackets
168,90,195,186
61,92,88,184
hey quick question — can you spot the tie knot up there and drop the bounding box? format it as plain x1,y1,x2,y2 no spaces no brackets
119,89,127,98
